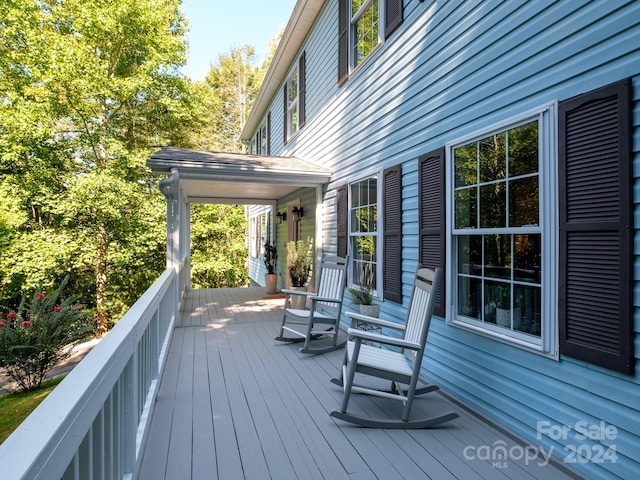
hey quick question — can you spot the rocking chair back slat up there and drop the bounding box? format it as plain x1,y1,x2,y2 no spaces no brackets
317,257,347,311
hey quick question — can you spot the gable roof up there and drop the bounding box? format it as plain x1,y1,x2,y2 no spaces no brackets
240,0,324,143
147,147,331,204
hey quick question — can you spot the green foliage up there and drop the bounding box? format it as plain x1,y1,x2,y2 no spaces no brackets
286,238,313,287
0,0,189,328
187,45,266,152
190,204,248,289
0,1,280,324
0,276,95,392
348,283,374,305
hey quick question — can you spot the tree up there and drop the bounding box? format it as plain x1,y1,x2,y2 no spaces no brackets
0,0,194,330
188,45,264,152
190,204,248,289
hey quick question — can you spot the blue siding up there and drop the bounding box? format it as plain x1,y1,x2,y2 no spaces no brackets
253,1,640,478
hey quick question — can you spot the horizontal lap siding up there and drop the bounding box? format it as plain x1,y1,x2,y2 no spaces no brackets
264,1,640,478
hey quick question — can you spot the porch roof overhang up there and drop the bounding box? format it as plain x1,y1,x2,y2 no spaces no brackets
147,147,331,204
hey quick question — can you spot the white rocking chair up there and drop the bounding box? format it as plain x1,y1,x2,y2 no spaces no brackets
275,255,348,354
330,267,459,428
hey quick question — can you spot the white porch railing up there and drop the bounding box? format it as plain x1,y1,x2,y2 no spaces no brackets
0,263,183,480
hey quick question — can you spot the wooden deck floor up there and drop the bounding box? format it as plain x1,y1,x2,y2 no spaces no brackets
138,288,582,480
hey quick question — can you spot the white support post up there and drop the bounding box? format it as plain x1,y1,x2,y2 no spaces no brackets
315,185,324,280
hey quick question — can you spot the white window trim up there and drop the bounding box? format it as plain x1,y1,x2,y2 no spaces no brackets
349,0,384,76
348,168,383,298
444,101,559,359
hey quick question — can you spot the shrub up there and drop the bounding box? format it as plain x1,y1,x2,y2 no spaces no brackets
0,276,95,392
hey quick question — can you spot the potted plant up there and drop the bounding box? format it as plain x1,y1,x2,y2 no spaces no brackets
286,238,313,308
489,282,514,328
349,283,380,318
263,243,278,294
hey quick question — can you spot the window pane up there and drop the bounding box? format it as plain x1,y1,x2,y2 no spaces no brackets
454,187,477,229
514,234,541,283
484,280,511,325
289,106,298,133
509,176,539,227
458,276,481,319
353,0,378,67
353,238,376,286
484,234,511,280
360,207,371,232
508,121,538,177
351,0,366,15
368,177,377,206
480,182,506,228
457,235,482,275
454,143,477,187
479,133,506,183
514,284,541,337
351,181,362,208
288,71,298,105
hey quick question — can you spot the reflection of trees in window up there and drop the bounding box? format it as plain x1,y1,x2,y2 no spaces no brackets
454,121,539,229
453,120,541,337
287,69,298,137
352,0,379,67
350,176,378,290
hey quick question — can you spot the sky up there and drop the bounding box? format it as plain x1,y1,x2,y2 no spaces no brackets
180,0,298,80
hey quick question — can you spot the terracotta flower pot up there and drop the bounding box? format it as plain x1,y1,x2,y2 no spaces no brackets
265,273,277,294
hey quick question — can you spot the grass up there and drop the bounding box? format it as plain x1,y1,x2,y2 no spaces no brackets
0,376,66,444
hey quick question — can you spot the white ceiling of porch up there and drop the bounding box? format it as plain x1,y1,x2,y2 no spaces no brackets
147,147,332,204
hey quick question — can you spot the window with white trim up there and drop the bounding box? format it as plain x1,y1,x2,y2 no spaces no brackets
349,174,380,293
447,103,557,354
249,213,268,258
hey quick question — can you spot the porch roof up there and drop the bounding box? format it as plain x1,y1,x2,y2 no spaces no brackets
147,147,331,204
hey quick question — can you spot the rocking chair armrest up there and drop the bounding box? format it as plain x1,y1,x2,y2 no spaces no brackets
308,295,341,304
281,288,313,297
345,311,406,331
347,328,421,350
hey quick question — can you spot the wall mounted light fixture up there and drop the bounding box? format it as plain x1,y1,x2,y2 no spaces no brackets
291,206,304,222
276,211,286,225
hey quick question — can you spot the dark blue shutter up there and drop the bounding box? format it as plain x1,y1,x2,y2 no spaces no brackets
418,148,446,316
299,52,306,129
383,165,403,303
385,0,403,38
338,0,348,86
283,85,288,144
336,184,348,258
267,112,271,155
558,78,634,375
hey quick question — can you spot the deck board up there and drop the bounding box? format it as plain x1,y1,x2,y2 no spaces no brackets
138,288,583,480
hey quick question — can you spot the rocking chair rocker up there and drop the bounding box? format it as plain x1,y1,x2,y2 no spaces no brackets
330,267,459,428
275,255,348,354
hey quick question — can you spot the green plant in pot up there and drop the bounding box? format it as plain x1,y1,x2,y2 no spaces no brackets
263,243,278,293
489,281,512,328
349,283,379,318
286,238,313,309
286,238,313,287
